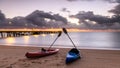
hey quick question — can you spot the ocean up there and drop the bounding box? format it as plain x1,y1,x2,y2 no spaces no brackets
0,32,120,50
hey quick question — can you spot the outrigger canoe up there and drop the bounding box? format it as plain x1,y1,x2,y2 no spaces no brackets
25,49,59,58
66,48,81,64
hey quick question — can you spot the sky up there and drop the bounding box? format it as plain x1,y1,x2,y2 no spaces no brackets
0,0,116,18
0,0,120,29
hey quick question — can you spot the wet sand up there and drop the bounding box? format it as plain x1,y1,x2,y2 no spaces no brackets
0,45,120,68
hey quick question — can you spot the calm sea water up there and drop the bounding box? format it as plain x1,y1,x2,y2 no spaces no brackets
0,32,120,50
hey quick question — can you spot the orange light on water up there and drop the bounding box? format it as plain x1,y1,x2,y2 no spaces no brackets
41,34,46,37
33,35,39,38
5,37,15,43
50,33,55,38
50,34,55,36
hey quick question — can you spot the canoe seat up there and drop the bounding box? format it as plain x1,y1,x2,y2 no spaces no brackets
69,48,79,54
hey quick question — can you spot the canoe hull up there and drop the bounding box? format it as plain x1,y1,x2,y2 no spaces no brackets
25,49,59,58
66,52,80,64
66,48,81,64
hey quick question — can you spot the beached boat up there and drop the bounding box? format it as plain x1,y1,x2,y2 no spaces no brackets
25,49,59,58
66,48,81,64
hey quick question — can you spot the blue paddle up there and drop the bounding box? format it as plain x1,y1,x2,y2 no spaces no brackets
62,28,77,49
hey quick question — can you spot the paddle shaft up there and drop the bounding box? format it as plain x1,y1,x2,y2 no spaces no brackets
48,37,59,50
62,28,77,49
66,33,77,49
48,31,62,50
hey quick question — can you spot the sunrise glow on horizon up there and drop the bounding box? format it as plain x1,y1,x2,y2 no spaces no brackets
0,0,120,29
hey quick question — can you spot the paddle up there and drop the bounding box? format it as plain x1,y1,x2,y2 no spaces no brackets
48,31,62,50
62,28,77,49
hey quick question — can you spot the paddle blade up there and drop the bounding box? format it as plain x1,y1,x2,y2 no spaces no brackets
58,31,62,37
62,28,68,34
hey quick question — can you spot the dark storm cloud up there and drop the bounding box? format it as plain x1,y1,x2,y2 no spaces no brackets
103,0,119,3
0,10,68,28
26,10,68,27
66,0,94,2
1,0,120,29
109,0,120,3
10,16,35,27
53,14,67,23
116,0,120,3
0,10,20,27
71,11,111,25
70,10,120,29
111,15,120,24
102,0,120,16
66,0,120,28
66,0,120,3
0,10,10,27
26,10,47,26
0,10,6,23
109,4,120,15
108,0,120,24
71,11,120,29
26,10,54,20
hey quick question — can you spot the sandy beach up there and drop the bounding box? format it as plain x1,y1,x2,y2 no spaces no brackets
0,45,120,68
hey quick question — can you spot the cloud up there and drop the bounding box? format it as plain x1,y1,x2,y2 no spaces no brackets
0,10,6,23
0,10,10,27
111,15,120,24
66,0,120,29
66,0,94,2
26,10,68,27
61,8,70,13
109,4,120,15
1,1,120,29
0,10,27,27
10,16,35,27
0,10,69,28
53,14,68,24
66,0,120,3
70,11,120,29
108,0,120,24
71,11,111,24
103,0,118,3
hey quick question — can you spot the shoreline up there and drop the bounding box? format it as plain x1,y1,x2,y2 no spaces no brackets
1,44,120,51
0,45,120,68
